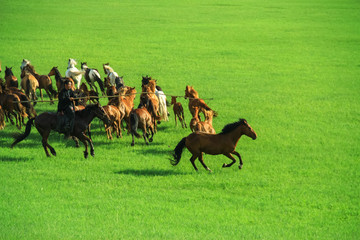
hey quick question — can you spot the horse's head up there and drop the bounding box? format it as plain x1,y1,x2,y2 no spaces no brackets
241,119,257,140
185,85,192,99
103,63,110,74
80,62,88,70
5,66,13,76
171,96,177,105
20,59,30,71
48,66,57,76
68,58,77,68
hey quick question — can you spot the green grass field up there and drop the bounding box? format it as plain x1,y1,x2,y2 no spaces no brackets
1,0,359,239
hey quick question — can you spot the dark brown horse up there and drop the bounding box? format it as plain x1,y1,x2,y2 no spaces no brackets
171,119,257,172
11,103,110,158
48,66,75,92
4,67,18,88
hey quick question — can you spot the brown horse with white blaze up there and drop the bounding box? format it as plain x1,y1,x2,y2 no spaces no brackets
171,119,257,172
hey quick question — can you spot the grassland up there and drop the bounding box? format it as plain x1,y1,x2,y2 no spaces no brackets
0,0,359,239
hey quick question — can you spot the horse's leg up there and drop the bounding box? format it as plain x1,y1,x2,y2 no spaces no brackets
232,151,243,169
77,133,89,158
44,88,54,104
198,152,212,172
72,136,80,148
222,153,237,168
40,88,43,101
38,128,53,157
148,125,154,142
131,132,135,146
142,125,149,145
117,119,122,138
174,113,178,126
182,111,187,128
189,154,198,171
87,124,92,140
83,133,95,157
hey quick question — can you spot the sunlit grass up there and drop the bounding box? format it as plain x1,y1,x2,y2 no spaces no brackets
0,0,359,239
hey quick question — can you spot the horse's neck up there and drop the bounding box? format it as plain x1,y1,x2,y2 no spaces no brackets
54,69,62,80
78,108,96,125
227,126,245,145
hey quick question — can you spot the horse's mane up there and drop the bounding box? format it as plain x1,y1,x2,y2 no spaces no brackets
219,119,246,135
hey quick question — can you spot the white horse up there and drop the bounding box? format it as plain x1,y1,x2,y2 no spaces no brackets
20,59,31,71
65,58,84,89
155,87,169,122
103,63,122,87
81,62,105,95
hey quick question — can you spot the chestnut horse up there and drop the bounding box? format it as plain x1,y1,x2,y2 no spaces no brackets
185,85,217,121
103,104,123,140
23,65,57,103
194,109,216,134
129,106,155,146
171,96,187,128
11,103,110,158
4,67,18,88
20,67,39,104
171,119,257,172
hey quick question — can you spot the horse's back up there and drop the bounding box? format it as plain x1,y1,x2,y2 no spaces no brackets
35,112,57,129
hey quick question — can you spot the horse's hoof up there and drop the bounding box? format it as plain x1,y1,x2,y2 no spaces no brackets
222,163,226,168
149,138,153,142
239,165,243,170
84,152,88,158
208,169,212,173
131,143,135,146
146,142,149,145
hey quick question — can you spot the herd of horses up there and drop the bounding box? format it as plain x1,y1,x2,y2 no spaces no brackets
0,59,257,172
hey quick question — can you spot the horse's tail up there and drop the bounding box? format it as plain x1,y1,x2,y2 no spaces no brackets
171,137,187,166
130,111,141,138
11,118,35,148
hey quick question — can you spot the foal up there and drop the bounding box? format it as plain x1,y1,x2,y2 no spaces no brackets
171,96,186,128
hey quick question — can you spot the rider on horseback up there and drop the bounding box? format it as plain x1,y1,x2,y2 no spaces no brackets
57,79,75,138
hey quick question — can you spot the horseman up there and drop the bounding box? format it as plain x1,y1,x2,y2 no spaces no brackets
57,79,75,138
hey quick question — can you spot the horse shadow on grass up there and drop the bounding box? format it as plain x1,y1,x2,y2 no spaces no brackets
115,168,189,177
0,156,33,162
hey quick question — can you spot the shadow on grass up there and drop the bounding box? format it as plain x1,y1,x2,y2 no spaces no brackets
0,156,33,162
115,168,189,176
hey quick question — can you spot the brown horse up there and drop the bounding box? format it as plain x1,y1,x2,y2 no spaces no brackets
194,109,216,134
11,103,110,158
0,86,28,129
0,105,5,130
103,104,123,140
129,106,155,146
48,66,75,92
4,67,18,88
23,65,57,103
20,68,39,104
189,106,200,132
171,119,257,172
171,96,187,128
184,85,217,121
108,87,136,132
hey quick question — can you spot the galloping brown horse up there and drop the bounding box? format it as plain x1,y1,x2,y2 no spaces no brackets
171,119,257,172
11,103,110,158
130,106,155,146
